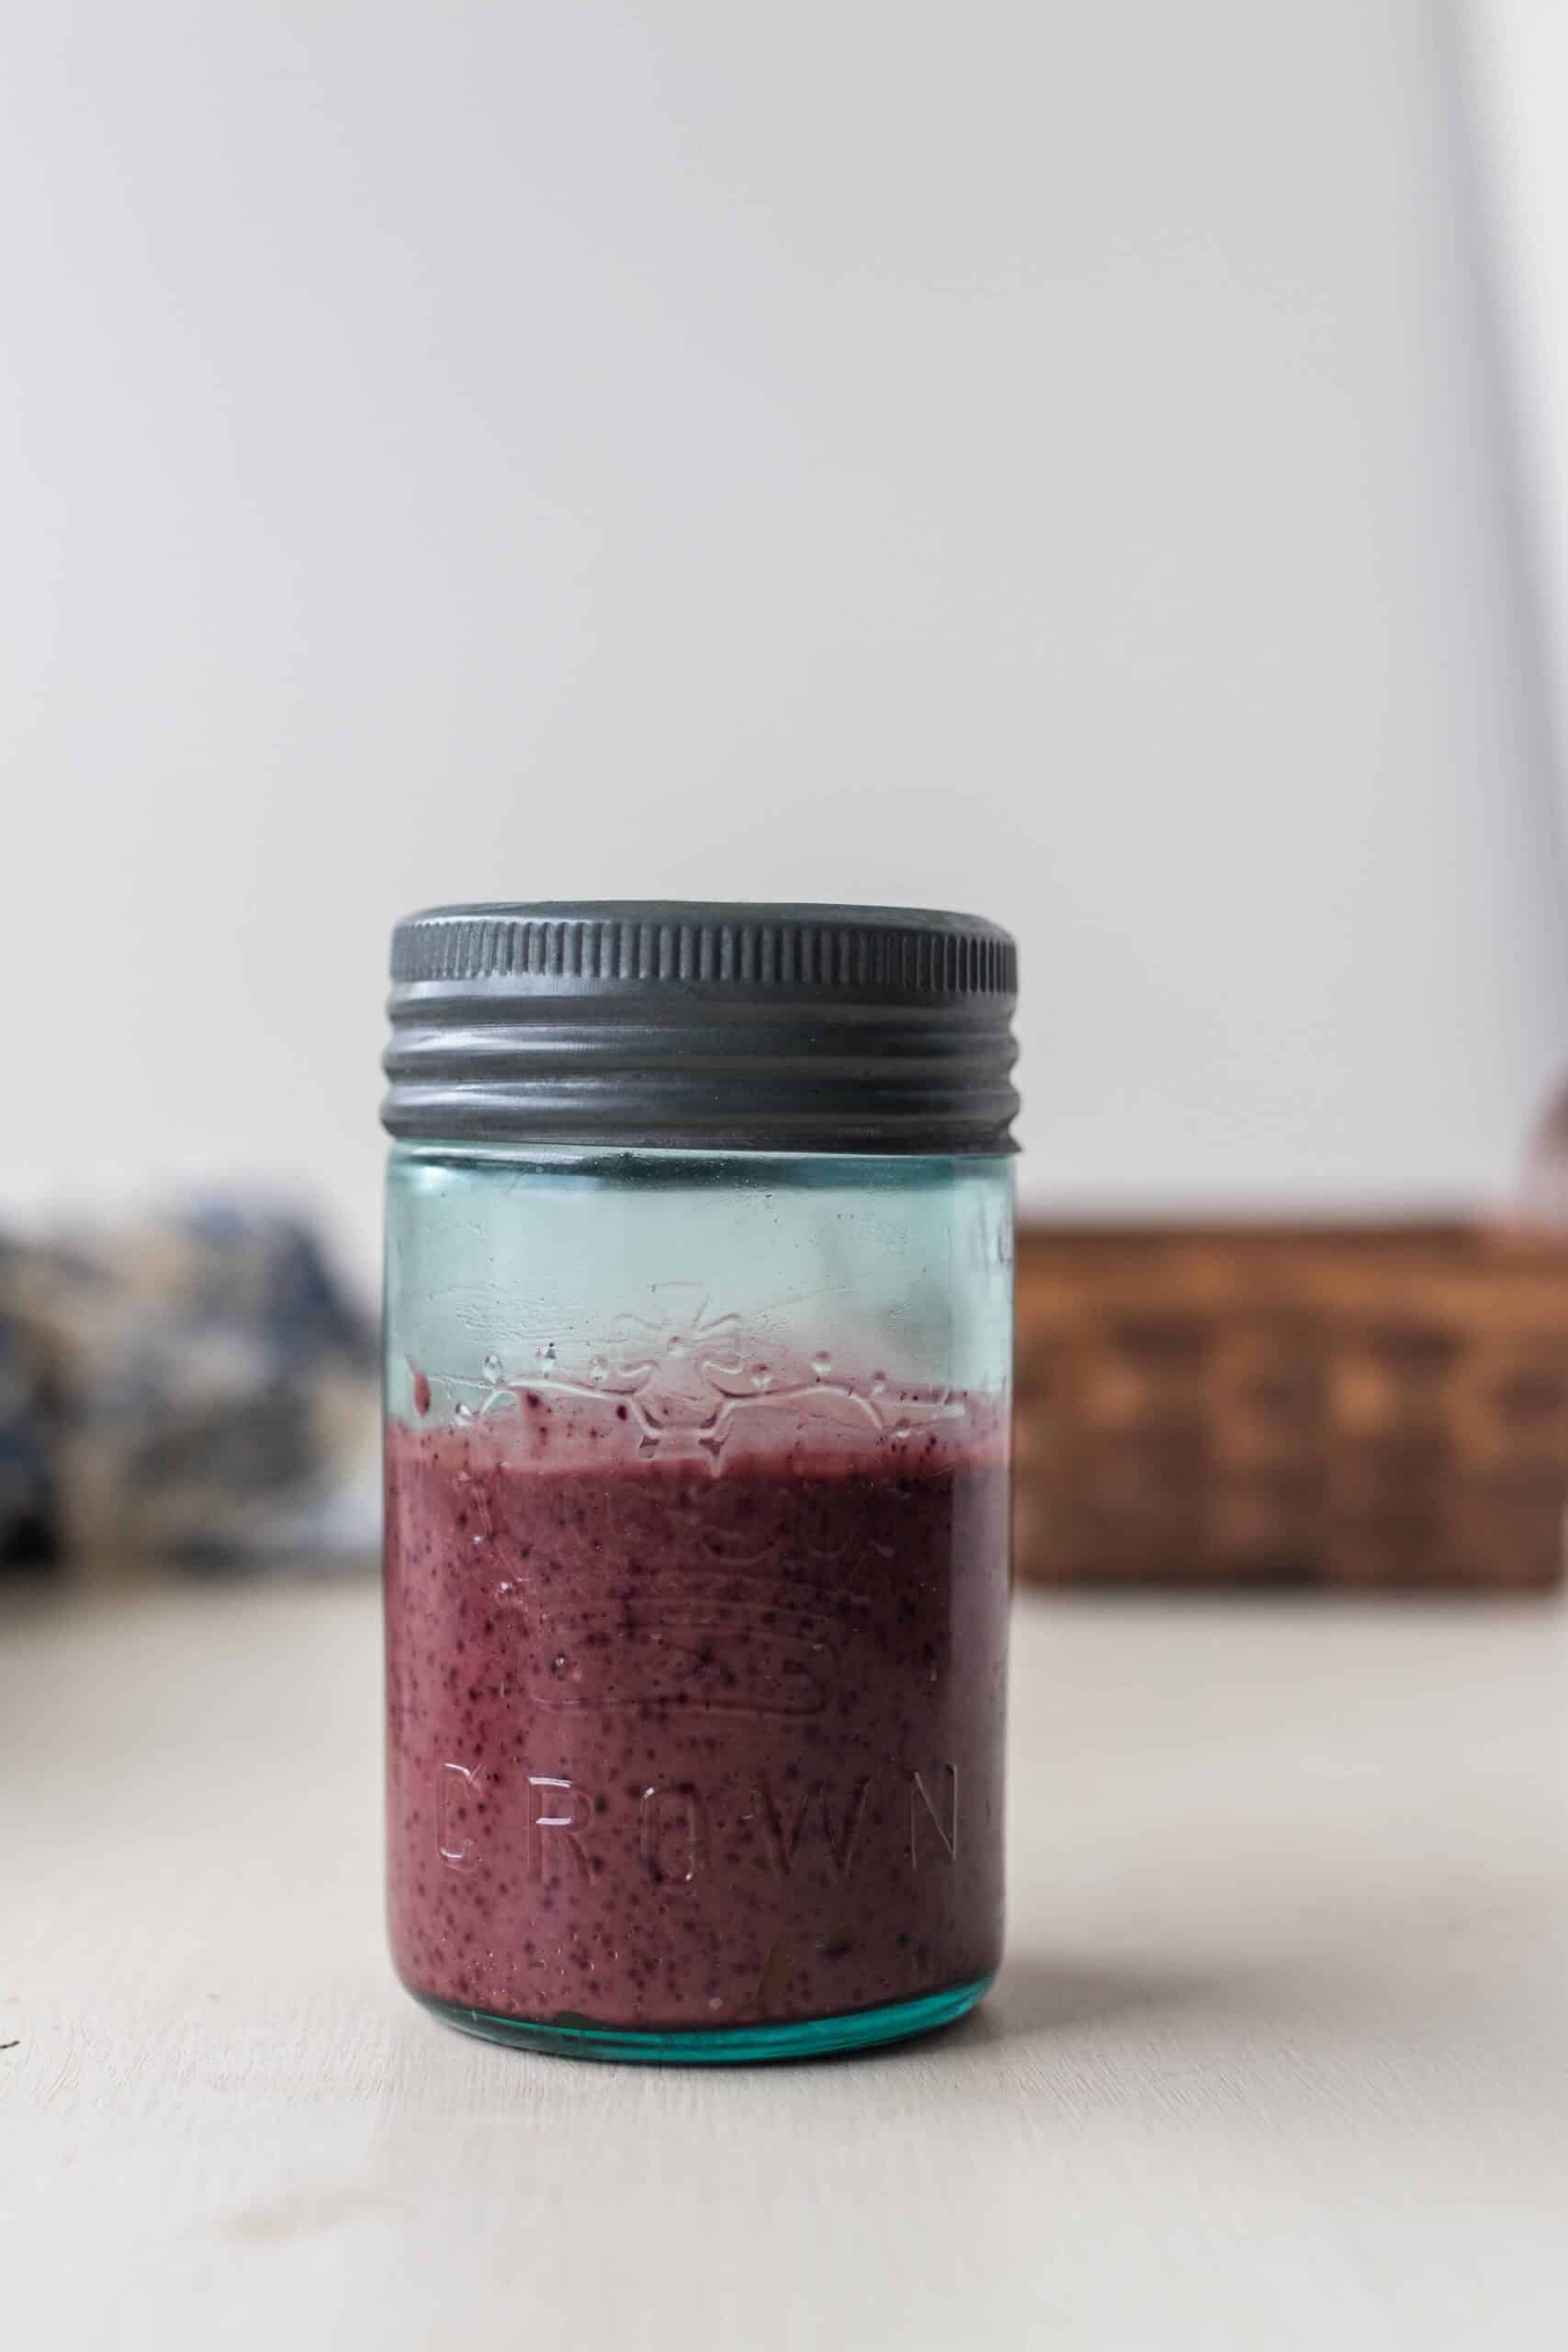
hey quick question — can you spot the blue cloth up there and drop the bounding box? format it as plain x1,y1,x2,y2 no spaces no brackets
0,1279,58,1566
0,1206,378,1573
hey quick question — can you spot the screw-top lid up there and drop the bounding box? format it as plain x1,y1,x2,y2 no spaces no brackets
383,901,1019,1155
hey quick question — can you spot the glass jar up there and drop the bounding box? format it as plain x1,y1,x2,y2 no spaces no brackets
381,903,1018,2062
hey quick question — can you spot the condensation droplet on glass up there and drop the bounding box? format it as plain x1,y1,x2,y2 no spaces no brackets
482,1352,504,1385
588,1357,607,1384
536,1341,558,1374
810,1351,831,1379
551,1653,570,1677
494,1579,517,1600
454,1401,475,1426
891,1417,911,1445
870,1371,887,1398
750,1364,773,1391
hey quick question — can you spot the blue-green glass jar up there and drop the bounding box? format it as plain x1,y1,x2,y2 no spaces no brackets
381,905,1018,2062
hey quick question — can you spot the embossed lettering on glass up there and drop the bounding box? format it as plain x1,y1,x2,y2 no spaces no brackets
381,903,1018,2061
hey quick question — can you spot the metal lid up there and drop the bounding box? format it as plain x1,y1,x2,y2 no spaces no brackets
383,901,1019,1155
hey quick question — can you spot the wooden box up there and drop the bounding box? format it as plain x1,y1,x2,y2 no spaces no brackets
1013,1222,1568,1590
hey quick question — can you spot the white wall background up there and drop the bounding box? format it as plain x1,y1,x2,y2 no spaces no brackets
1464,1,1568,820
2,0,1564,1281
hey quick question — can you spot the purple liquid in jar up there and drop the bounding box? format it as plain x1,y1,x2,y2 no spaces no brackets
384,1387,1008,2033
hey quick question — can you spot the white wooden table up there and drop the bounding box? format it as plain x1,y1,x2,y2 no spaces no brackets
6,1575,1568,2350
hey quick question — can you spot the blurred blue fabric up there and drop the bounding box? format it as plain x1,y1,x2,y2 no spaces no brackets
0,1204,378,1575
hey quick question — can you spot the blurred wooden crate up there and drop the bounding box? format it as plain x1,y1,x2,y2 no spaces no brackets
1014,1222,1568,1591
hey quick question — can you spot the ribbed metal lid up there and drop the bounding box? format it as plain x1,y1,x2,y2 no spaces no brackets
383,901,1019,1155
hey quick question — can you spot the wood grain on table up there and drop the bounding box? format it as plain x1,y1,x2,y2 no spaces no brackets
5,1574,1568,2350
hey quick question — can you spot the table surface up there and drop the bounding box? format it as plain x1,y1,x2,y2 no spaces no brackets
6,1572,1568,2351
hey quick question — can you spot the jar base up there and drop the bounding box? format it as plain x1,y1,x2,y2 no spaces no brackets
411,1973,996,2064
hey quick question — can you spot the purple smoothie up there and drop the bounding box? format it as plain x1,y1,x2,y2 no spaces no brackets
384,1389,1008,2033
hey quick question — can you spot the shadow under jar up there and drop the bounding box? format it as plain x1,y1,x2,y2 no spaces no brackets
381,902,1019,2062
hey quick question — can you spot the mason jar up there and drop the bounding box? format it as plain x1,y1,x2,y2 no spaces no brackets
381,902,1018,2062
